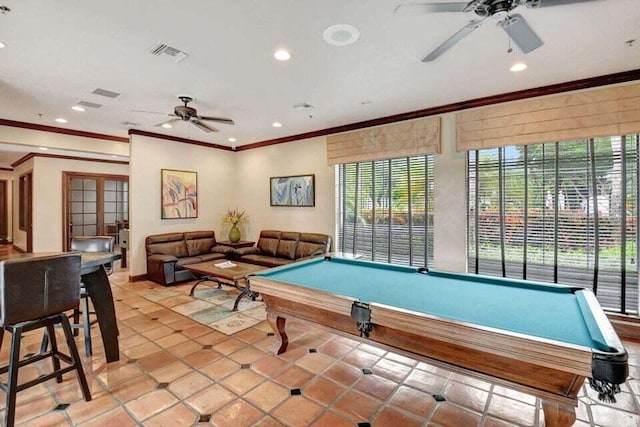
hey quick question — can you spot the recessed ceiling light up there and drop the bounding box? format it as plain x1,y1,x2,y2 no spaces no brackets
72,105,85,112
39,147,48,151
274,49,291,61
510,62,527,72
323,24,360,47
272,122,283,128
228,137,237,143
111,155,118,158
55,118,68,123
0,41,5,49
161,123,172,129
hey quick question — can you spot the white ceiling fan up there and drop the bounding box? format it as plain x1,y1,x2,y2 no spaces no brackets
395,0,600,62
134,96,235,133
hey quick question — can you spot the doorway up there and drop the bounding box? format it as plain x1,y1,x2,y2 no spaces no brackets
62,172,128,251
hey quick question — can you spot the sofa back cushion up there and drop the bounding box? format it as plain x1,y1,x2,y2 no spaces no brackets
146,232,188,258
295,233,331,259
256,230,281,256
276,232,300,260
184,231,217,256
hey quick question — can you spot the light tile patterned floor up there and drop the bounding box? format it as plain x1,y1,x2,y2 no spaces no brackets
0,264,639,426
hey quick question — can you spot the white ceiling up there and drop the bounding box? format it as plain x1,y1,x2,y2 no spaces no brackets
0,0,638,161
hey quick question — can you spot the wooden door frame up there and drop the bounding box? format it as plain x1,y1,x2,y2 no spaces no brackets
62,172,128,251
0,180,7,243
18,172,33,252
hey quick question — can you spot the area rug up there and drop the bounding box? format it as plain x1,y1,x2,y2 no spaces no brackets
135,281,266,335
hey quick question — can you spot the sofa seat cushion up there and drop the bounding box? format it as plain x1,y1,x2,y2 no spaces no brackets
175,257,203,269
198,253,226,262
240,254,294,268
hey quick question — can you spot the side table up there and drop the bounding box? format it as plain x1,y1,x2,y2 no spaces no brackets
218,240,255,249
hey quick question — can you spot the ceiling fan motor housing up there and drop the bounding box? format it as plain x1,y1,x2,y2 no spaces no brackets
473,0,517,17
174,105,197,120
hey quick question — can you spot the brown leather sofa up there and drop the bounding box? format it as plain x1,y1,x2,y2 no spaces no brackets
145,231,234,285
235,230,331,267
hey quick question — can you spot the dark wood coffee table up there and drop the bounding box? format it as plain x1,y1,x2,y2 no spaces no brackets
184,260,267,311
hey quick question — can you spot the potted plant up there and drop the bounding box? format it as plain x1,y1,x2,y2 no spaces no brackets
222,208,248,243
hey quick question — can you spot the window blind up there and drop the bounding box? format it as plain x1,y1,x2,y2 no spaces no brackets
468,135,639,314
457,82,640,152
337,155,434,266
327,117,441,165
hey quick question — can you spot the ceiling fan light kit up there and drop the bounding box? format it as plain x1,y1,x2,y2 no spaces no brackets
398,0,599,62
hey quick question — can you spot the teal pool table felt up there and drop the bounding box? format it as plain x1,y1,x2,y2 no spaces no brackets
255,257,609,351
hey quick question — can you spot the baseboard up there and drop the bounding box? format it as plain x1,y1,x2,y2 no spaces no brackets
129,274,148,282
608,313,640,341
12,245,26,253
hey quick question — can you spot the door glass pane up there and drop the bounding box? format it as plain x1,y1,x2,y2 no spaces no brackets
72,226,84,236
83,179,96,190
105,180,116,191
71,179,83,190
83,202,96,213
83,190,97,202
71,191,83,201
72,214,83,224
84,225,97,235
83,213,96,225
71,202,83,214
104,191,116,202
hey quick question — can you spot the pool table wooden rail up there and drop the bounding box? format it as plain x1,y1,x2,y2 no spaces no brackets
250,275,608,426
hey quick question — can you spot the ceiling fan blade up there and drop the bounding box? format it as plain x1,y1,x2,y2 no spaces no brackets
422,19,485,62
499,14,543,54
155,118,180,127
132,109,171,115
394,2,469,14
197,115,235,125
524,0,599,8
191,119,218,133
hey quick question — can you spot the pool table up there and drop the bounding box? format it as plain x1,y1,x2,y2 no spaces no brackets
249,256,628,427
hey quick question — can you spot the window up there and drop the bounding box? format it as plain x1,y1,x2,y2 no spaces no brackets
337,155,434,266
468,135,639,314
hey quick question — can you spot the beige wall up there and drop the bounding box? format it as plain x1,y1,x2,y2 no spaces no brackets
433,114,467,273
128,134,236,277
31,157,129,252
234,137,336,242
2,118,468,275
0,125,129,157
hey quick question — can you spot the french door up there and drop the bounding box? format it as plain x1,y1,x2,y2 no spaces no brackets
63,172,128,251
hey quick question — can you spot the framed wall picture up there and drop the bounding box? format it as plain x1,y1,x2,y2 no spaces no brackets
270,174,315,207
161,169,198,219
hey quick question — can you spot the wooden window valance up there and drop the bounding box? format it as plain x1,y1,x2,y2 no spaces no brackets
456,82,640,151
326,116,441,165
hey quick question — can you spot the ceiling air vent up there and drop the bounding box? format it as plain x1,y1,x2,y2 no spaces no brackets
120,121,141,127
149,43,188,63
91,88,121,99
77,100,103,109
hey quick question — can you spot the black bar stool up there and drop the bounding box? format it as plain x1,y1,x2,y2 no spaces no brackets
0,253,91,427
70,236,115,357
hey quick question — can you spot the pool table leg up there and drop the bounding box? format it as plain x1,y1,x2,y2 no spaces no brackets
266,313,288,355
542,400,576,427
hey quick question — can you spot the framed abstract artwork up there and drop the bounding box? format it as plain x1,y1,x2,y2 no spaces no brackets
270,174,315,207
161,169,198,219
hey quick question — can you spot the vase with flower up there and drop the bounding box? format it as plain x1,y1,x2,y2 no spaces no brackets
222,208,248,243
